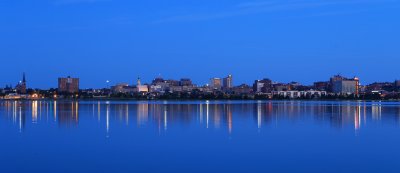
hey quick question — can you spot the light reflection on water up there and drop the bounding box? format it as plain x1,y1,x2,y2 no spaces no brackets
2,100,400,173
1,100,400,134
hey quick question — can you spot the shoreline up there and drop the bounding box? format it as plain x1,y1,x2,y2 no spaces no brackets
1,98,400,102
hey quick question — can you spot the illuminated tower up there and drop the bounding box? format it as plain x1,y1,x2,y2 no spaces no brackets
137,77,141,86
223,75,233,89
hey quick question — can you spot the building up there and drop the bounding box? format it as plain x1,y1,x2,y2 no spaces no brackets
210,78,222,90
253,78,273,93
111,83,135,93
272,90,327,99
395,80,400,87
223,75,233,89
273,83,291,91
152,77,165,85
233,84,252,94
15,73,27,94
136,78,149,93
179,78,193,86
331,75,359,95
314,81,329,91
365,82,394,92
58,76,79,94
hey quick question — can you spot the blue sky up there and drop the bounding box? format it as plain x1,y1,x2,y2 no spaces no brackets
1,0,400,88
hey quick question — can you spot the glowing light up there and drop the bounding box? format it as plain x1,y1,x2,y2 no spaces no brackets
164,107,168,131
32,101,38,123
106,104,110,138
31,94,38,99
257,102,262,129
206,101,209,129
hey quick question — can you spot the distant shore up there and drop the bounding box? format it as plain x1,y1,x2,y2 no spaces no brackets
1,98,400,102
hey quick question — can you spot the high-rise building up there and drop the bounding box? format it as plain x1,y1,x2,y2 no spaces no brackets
253,78,273,93
58,76,79,94
331,75,359,95
223,75,233,89
210,78,222,89
15,73,27,94
395,80,400,87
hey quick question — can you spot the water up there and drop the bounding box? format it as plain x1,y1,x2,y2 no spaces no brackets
1,100,400,173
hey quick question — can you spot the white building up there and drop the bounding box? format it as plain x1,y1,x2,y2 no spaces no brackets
272,90,327,98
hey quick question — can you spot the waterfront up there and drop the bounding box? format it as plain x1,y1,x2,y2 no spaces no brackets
1,100,400,173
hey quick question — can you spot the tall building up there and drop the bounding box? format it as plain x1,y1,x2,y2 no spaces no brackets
331,75,359,95
253,78,273,93
210,78,222,90
223,75,233,89
58,76,79,94
395,80,400,87
15,73,27,94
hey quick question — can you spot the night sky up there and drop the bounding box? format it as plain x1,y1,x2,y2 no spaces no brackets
1,0,399,89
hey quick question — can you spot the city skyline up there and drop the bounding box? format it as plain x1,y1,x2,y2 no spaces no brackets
1,72,399,90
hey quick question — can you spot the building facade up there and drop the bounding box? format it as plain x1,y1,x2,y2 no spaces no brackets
395,80,400,87
331,76,360,95
313,81,329,91
223,75,233,89
253,78,273,93
180,78,193,87
272,90,327,99
58,76,79,93
210,78,222,90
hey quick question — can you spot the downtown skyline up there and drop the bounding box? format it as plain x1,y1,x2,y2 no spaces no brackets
1,72,400,90
1,72,400,89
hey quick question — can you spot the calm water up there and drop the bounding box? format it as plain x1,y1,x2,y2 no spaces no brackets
1,100,400,173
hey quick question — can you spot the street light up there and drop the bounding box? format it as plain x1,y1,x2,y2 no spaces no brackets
106,80,110,88
106,80,111,98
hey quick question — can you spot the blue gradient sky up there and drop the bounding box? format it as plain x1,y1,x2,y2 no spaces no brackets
1,0,399,88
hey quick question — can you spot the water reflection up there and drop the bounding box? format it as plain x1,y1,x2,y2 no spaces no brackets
1,101,400,135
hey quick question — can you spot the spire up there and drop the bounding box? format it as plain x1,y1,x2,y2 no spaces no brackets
22,72,26,83
137,77,141,86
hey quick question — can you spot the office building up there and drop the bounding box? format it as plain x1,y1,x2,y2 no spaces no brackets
223,75,233,89
253,78,273,93
210,78,222,89
58,76,79,93
331,75,359,95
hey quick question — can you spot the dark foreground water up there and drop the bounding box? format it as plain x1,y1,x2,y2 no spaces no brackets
1,100,400,173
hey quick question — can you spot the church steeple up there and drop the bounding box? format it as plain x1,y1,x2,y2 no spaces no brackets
137,77,141,86
16,72,27,94
22,72,26,83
